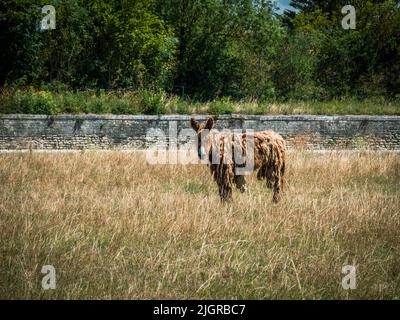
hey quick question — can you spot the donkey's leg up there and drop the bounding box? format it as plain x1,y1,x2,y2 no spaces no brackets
266,166,275,189
257,165,265,180
258,164,274,189
219,183,233,201
216,164,234,201
280,160,285,191
234,175,247,193
272,169,282,203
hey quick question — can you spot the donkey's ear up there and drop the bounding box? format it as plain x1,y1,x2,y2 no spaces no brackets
205,117,214,130
190,118,200,131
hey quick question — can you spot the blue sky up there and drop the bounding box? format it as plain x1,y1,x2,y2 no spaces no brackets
274,0,296,14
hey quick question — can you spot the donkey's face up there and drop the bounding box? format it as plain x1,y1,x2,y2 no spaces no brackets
190,117,214,159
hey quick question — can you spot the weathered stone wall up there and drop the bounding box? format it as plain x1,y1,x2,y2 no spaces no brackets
0,114,399,150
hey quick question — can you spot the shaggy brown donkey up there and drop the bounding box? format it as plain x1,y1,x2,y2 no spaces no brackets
191,117,286,203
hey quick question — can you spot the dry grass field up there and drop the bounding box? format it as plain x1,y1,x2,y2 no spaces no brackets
0,151,399,299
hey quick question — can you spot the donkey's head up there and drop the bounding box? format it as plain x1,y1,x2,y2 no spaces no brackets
190,117,214,159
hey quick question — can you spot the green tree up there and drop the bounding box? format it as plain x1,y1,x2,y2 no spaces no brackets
83,0,177,89
157,0,282,100
0,0,43,85
283,0,400,98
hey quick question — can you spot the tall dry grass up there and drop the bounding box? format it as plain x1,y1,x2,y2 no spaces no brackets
0,151,399,299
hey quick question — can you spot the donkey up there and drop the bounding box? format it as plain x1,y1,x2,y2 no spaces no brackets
191,117,286,203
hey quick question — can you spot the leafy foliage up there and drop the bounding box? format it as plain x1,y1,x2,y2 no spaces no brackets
284,0,400,98
0,0,399,104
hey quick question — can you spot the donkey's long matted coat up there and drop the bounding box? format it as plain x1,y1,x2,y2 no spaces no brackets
191,117,286,203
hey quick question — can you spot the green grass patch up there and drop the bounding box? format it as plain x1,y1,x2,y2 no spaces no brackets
184,182,208,195
0,88,399,115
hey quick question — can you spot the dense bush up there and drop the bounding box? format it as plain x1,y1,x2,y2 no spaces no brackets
140,90,166,115
208,97,235,115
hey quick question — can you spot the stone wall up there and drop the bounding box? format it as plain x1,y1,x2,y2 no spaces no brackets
0,114,399,150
